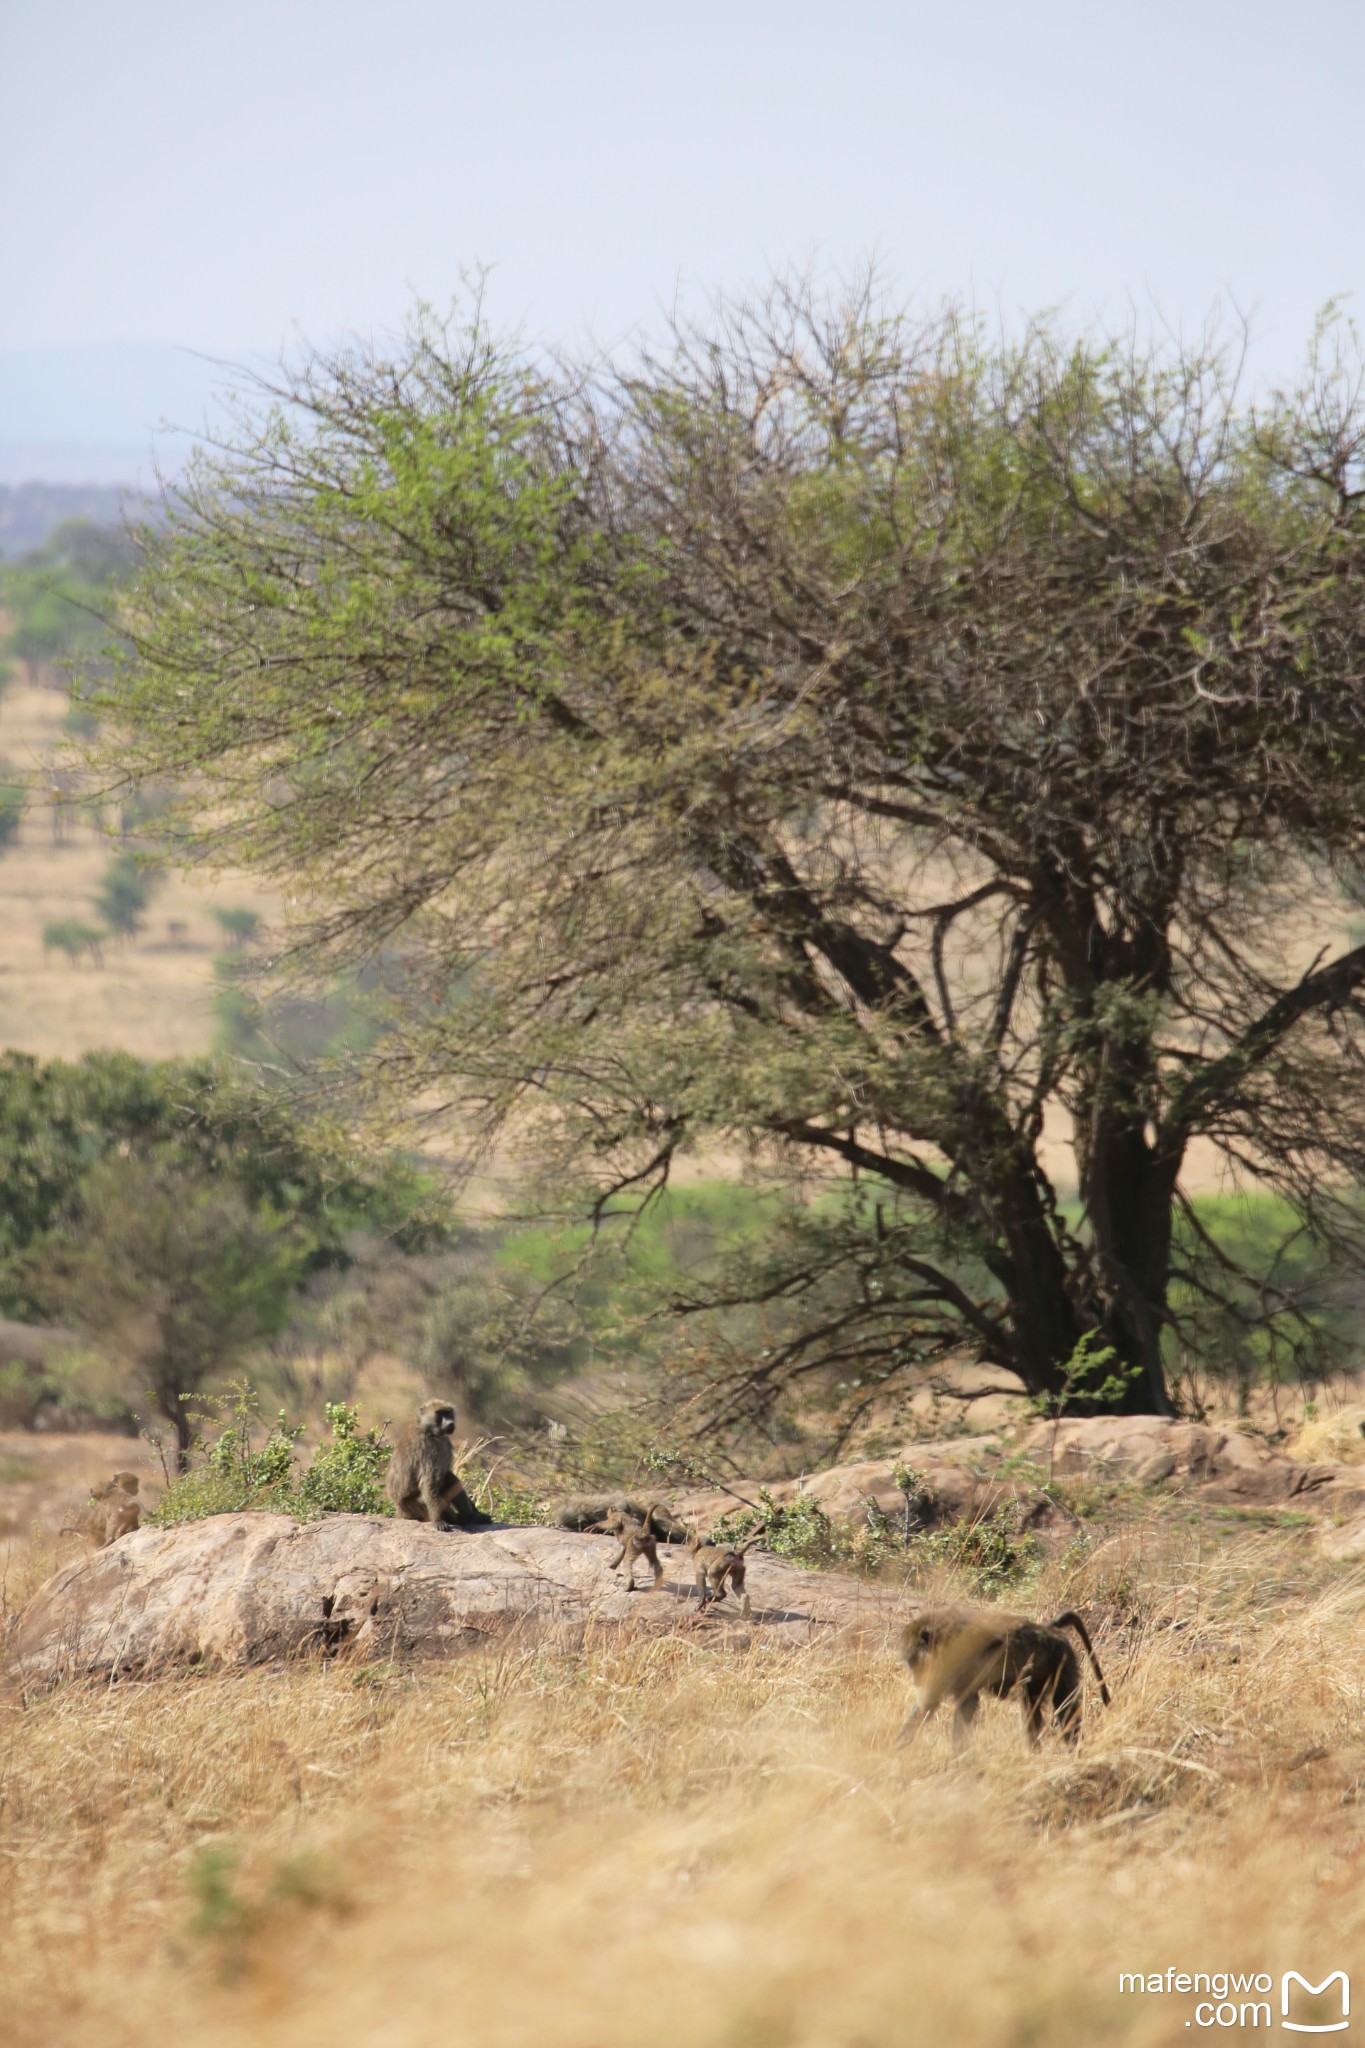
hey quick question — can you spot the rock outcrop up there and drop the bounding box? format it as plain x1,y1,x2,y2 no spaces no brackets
4,1513,901,1686
673,1414,1365,1544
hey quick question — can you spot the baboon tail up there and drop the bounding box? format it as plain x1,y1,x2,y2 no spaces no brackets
736,1527,769,1555
1048,1610,1111,1706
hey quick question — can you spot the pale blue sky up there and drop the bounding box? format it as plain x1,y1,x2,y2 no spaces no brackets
1,0,1361,478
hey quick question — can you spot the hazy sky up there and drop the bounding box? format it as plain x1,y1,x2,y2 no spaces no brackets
1,0,1362,477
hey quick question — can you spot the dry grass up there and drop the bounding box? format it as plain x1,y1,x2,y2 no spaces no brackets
3,1507,1363,2046
1289,1405,1365,1467
0,675,275,1061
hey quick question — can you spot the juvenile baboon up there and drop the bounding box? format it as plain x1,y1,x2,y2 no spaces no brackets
897,1603,1111,1750
66,1470,141,1547
686,1528,765,1619
600,1502,666,1591
385,1401,494,1530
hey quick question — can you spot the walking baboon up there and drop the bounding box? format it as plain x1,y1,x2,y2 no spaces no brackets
600,1502,666,1591
896,1603,1111,1749
65,1471,141,1547
686,1528,764,1619
385,1401,493,1529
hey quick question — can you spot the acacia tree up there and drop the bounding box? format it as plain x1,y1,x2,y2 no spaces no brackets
102,285,1365,1419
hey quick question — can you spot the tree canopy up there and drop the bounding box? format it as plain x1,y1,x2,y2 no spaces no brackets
100,283,1365,1420
0,1049,444,1319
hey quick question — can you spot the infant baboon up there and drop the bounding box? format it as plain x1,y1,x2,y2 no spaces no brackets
686,1528,765,1619
385,1401,493,1530
66,1471,141,1548
897,1603,1111,1750
600,1502,666,1591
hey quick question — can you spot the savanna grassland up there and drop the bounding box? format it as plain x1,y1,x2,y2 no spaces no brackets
0,673,273,1062
3,1494,1364,2048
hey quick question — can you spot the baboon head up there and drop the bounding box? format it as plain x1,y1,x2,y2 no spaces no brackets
417,1401,457,1438
112,1472,140,1496
900,1612,949,1673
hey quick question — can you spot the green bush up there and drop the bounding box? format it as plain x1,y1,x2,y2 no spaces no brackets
914,1505,1040,1591
149,1387,396,1524
289,1402,392,1516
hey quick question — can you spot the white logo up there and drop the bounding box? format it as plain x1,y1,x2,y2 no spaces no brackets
1282,1971,1350,2033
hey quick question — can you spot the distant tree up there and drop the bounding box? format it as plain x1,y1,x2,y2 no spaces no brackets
0,770,26,852
41,918,104,968
0,517,136,674
102,287,1365,1420
0,1048,448,1320
34,1156,304,1465
210,904,263,948
95,849,157,937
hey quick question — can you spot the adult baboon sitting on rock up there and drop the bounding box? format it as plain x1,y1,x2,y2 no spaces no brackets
386,1401,494,1529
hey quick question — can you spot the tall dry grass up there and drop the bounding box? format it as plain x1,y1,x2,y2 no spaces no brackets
3,1512,1363,2046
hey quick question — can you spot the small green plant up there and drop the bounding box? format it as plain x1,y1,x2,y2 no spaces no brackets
290,1402,391,1515
1031,1330,1141,1483
149,1385,399,1523
710,1486,839,1570
891,1459,935,1542
185,1844,348,1982
915,1503,1040,1591
471,1468,544,1524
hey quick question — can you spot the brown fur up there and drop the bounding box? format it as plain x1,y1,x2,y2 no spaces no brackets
66,1470,141,1548
555,1495,688,1542
600,1502,666,1591
385,1401,493,1529
686,1528,764,1620
897,1603,1111,1749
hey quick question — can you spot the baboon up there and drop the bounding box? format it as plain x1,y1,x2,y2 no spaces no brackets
896,1603,1111,1750
385,1401,494,1530
66,1471,141,1547
554,1495,688,1542
600,1502,666,1591
686,1528,765,1619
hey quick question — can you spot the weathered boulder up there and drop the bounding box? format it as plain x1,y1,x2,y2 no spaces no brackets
674,1438,1079,1545
1020,1414,1365,1512
4,1512,902,1685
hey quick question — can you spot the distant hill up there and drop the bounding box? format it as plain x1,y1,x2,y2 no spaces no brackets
0,484,149,561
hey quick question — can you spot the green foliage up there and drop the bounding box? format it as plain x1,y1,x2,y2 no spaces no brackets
913,1505,1041,1592
97,290,1365,1421
95,849,157,936
289,1401,392,1515
211,962,383,1070
184,1843,348,1982
1029,1329,1137,1422
0,518,134,676
0,1048,447,1320
150,1386,396,1523
36,1160,308,1456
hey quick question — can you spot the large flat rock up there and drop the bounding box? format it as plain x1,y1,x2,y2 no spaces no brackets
3,1513,902,1685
